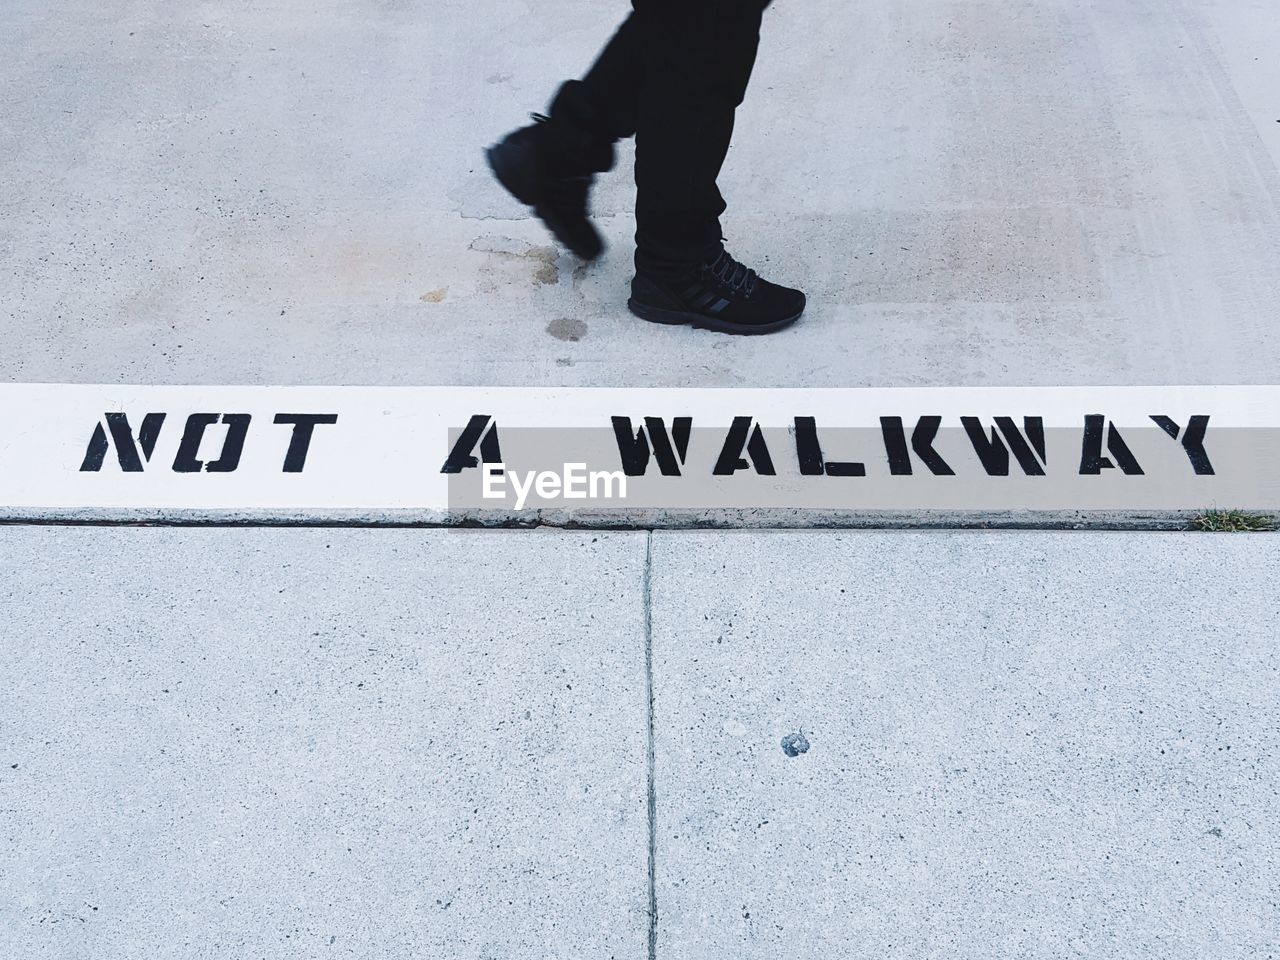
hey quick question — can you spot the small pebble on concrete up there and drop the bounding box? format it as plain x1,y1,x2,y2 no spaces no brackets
781,732,810,757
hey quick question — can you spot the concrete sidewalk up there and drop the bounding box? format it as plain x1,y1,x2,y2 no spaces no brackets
4,0,1280,388
3,527,1276,958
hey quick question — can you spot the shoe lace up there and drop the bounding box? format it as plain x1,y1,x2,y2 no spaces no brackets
707,249,758,297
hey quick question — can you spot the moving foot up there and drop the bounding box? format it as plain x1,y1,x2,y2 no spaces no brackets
485,115,604,262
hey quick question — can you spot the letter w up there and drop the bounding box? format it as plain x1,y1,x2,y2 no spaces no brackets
611,417,691,477
80,413,166,472
961,416,1048,476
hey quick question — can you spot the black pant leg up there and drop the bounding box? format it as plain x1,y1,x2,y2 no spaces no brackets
541,0,768,276
574,11,644,141
632,0,766,277
544,12,644,174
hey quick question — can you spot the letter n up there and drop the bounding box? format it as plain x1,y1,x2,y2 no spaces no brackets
80,413,166,472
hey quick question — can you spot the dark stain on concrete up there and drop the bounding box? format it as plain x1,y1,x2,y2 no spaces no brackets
467,237,559,284
547,317,588,342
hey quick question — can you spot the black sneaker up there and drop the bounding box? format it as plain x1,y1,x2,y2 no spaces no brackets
628,250,806,334
485,115,604,261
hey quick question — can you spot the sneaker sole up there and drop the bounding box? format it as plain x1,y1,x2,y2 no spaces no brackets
627,298,804,335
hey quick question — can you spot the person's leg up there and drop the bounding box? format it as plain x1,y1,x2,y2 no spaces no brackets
487,0,804,333
632,0,766,277
547,11,643,154
625,0,805,334
489,0,759,263
485,9,645,260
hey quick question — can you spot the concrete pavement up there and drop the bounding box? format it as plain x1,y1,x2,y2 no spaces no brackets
3,527,1277,958
651,531,1280,959
0,528,650,960
4,0,1280,387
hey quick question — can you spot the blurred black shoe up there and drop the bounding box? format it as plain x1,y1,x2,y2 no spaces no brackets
485,115,605,261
